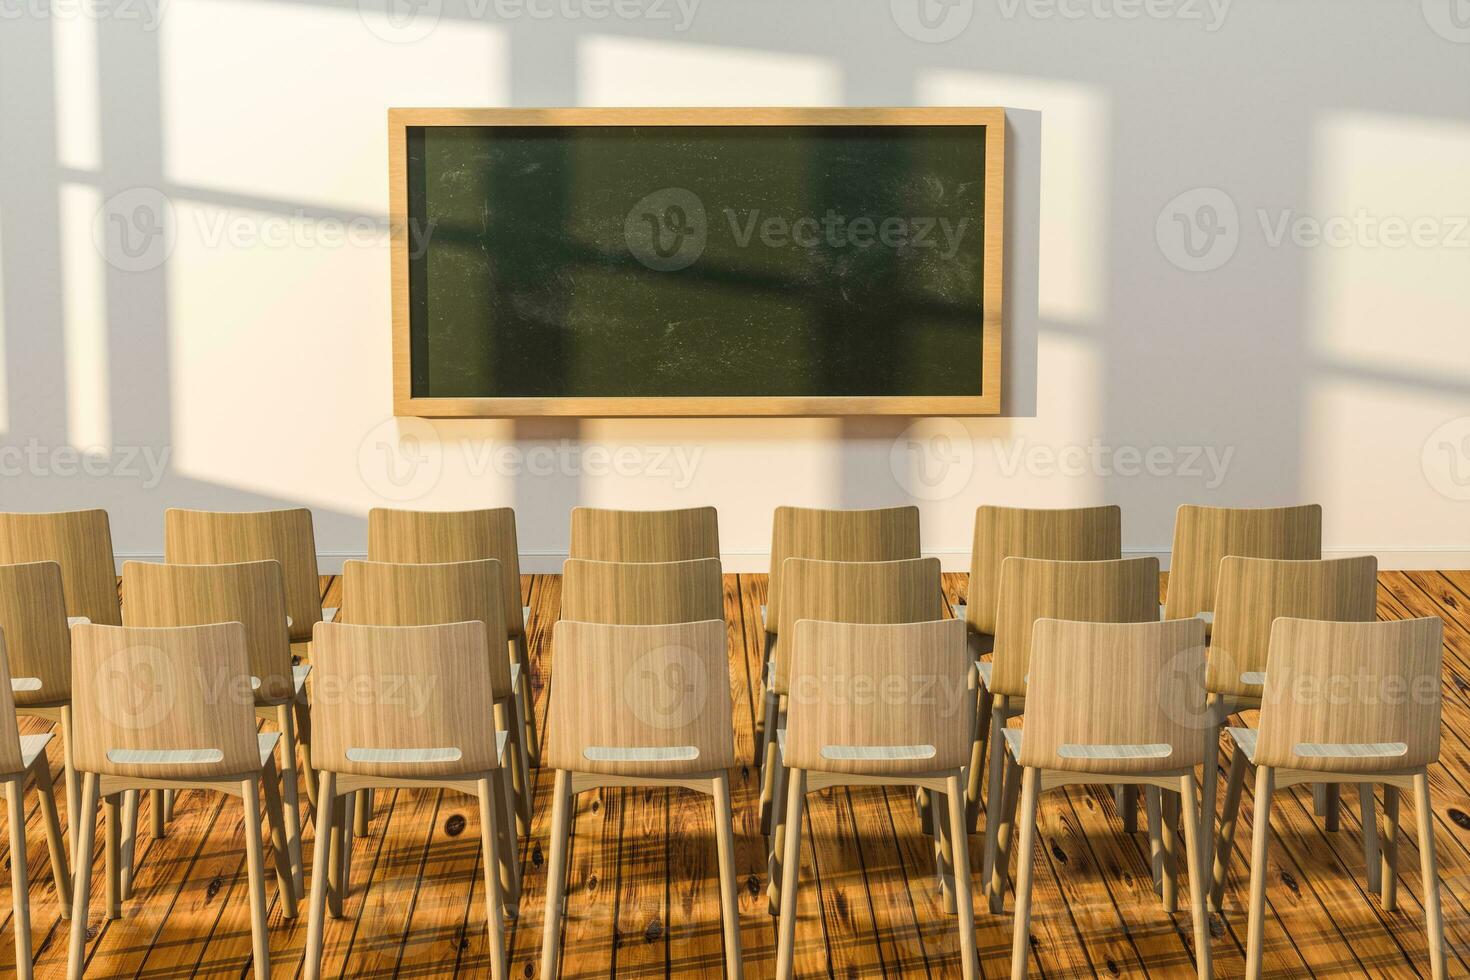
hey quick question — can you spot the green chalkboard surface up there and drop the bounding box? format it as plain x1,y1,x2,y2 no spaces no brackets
393,110,1002,415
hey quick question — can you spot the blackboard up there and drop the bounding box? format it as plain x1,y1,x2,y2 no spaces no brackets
389,108,1004,417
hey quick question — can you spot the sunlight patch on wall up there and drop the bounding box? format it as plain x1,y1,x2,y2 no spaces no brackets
578,36,841,105
160,0,507,213
917,70,1108,328
52,13,99,173
59,183,110,452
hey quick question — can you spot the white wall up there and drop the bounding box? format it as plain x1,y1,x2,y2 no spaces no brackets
2,0,1468,570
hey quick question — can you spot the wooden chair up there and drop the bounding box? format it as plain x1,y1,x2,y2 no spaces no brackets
302,621,515,980
0,625,72,980
568,506,720,562
1204,555,1377,909
0,510,121,627
540,619,740,980
761,557,944,886
1001,618,1212,980
951,505,1122,831
121,560,309,898
1214,617,1446,980
339,558,528,869
367,507,538,767
1162,503,1322,625
774,619,976,980
67,622,296,980
978,556,1160,912
560,557,724,625
0,561,84,858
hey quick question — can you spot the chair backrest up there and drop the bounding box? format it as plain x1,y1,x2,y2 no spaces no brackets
560,558,723,626
766,506,921,634
966,505,1122,636
164,508,321,643
568,507,719,563
0,561,72,707
990,557,1160,699
1164,504,1321,621
773,557,944,694
310,621,502,779
544,619,735,778
1019,618,1210,774
1208,555,1378,700
0,510,120,626
340,559,511,699
0,631,32,776
783,619,973,777
70,622,261,779
1254,617,1443,774
122,560,295,703
367,507,525,636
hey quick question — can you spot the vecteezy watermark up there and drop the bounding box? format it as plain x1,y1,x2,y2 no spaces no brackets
0,0,167,29
97,646,177,730
1158,186,1470,272
625,188,707,272
890,418,975,501
358,417,444,503
788,670,973,719
358,0,698,43
1422,0,1470,42
890,0,975,43
1422,416,1470,501
623,644,710,731
995,0,1231,30
993,438,1236,488
0,440,171,489
94,187,177,274
311,672,439,716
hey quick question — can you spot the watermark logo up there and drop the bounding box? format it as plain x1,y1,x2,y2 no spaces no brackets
1423,416,1470,501
358,0,442,42
1156,187,1239,272
0,440,170,489
94,187,176,273
0,0,168,29
625,188,707,272
890,418,974,500
357,417,443,502
995,0,1231,30
98,646,176,730
992,438,1235,488
891,0,974,42
624,645,709,731
1423,0,1470,42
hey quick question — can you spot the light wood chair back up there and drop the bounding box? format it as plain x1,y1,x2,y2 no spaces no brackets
766,506,921,634
121,560,295,704
561,558,723,626
990,557,1160,699
544,620,734,778
0,510,119,626
368,507,525,637
1019,618,1210,775
340,559,511,699
1208,556,1378,701
164,508,321,643
1253,617,1443,774
773,557,944,695
966,505,1122,636
568,507,719,563
783,618,973,777
1163,504,1321,622
0,632,30,776
0,561,72,707
70,622,261,779
310,621,503,779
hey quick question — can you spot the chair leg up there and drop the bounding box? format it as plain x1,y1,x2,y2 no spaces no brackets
1160,790,1180,912
539,770,573,980
980,702,1006,901
164,789,176,822
260,758,299,912
489,766,520,917
1413,771,1446,980
965,685,994,833
119,789,138,901
1198,753,1218,914
1245,766,1274,980
104,794,122,920
67,773,100,980
476,777,509,980
33,754,72,915
1178,774,1212,980
304,772,336,980
988,745,1023,914
1008,767,1041,980
1322,782,1340,831
276,704,306,898
767,759,788,915
341,792,356,897
1210,743,1248,911
775,768,807,980
8,776,33,980
946,774,978,980
295,689,318,814
712,773,743,980
150,789,166,839
758,689,782,836
240,779,272,979
327,791,348,918
1382,784,1400,910
495,699,530,837
1359,783,1381,893
1146,786,1165,895
1117,785,1139,834
934,777,956,913
61,706,80,857
514,635,541,767
355,789,372,838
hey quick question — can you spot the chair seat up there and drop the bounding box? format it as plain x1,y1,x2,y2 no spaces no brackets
19,733,52,772
510,662,520,692
1003,728,1023,759
522,605,531,626
976,661,993,690
294,663,310,694
967,629,994,658
258,731,283,767
1228,727,1257,761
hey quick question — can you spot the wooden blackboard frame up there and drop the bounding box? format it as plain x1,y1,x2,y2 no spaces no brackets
389,107,1005,417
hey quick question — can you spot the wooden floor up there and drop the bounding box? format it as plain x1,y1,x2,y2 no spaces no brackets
7,571,1469,977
